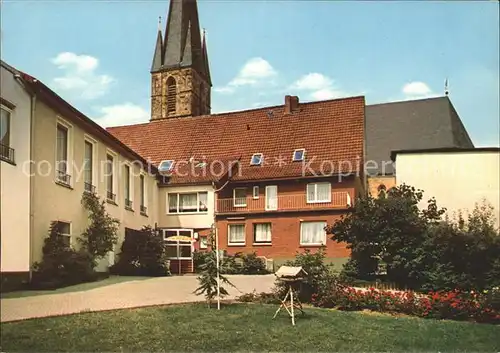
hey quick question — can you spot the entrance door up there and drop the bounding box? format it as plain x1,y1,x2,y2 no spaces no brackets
265,185,278,210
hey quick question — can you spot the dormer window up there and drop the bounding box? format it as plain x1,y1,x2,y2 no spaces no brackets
250,153,263,166
159,160,174,173
293,149,305,161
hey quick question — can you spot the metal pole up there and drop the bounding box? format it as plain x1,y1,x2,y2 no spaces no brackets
216,225,220,310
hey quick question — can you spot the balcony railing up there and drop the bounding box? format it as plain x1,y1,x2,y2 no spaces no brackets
217,191,352,214
107,191,116,203
84,182,96,193
0,144,15,164
56,170,71,186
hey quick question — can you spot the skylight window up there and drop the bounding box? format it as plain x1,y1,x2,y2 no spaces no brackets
250,153,263,166
196,162,207,168
293,149,305,161
159,160,174,173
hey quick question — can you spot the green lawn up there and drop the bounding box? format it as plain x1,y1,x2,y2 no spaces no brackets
1,276,150,299
1,303,498,352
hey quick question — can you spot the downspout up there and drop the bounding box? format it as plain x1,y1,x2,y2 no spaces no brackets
14,75,36,281
28,93,36,281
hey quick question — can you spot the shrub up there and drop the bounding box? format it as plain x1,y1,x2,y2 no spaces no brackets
274,248,338,303
193,251,211,273
240,252,268,274
80,192,119,263
32,222,96,288
311,285,500,324
111,226,170,276
238,291,280,304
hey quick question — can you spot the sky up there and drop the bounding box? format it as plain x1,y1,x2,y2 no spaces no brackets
1,0,499,146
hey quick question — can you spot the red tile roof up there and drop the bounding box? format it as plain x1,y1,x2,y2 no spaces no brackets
108,96,365,184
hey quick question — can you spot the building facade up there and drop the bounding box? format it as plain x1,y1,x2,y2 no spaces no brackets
393,148,500,228
0,61,32,281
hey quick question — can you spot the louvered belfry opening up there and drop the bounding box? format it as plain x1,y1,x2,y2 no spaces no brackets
167,76,177,115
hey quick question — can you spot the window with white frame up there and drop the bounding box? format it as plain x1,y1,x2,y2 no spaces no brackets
228,224,245,245
306,182,331,203
233,188,247,207
0,107,13,163
140,174,147,215
56,123,70,185
253,223,271,244
163,229,193,259
300,221,327,245
253,186,259,199
200,236,208,249
55,220,71,247
168,192,208,213
293,149,305,161
83,140,95,192
250,153,263,166
124,164,132,209
106,153,116,202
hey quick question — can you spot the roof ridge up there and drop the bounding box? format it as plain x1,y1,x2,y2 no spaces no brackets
368,95,447,107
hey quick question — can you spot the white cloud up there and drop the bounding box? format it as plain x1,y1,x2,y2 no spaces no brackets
50,52,114,100
290,73,350,101
402,81,433,98
214,57,277,94
93,103,149,128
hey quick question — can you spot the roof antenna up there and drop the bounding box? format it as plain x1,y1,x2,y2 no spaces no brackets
444,78,449,96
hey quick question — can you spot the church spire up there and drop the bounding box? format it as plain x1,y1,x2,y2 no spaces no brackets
201,29,212,86
151,17,163,72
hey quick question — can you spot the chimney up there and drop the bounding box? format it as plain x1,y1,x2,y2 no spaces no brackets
284,95,299,114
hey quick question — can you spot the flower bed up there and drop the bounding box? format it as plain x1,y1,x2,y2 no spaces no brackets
312,285,500,324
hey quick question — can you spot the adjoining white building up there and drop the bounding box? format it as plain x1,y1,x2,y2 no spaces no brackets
1,61,32,280
392,147,500,228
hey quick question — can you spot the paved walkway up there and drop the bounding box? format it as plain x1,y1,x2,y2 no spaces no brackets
0,275,275,323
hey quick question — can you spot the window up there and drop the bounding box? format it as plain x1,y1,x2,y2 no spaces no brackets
293,149,305,161
168,192,208,213
306,182,331,203
84,140,94,192
55,221,71,247
140,174,147,215
106,154,116,202
254,223,271,244
167,77,177,115
200,236,208,249
56,124,70,185
0,107,13,163
250,153,263,166
265,185,278,210
196,161,207,168
163,229,193,260
228,224,245,245
253,186,259,199
233,188,247,207
300,221,327,245
159,160,174,173
124,165,132,209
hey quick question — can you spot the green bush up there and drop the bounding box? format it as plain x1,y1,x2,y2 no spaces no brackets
32,222,97,288
194,251,235,306
329,185,500,292
274,248,338,303
240,252,268,274
111,226,170,276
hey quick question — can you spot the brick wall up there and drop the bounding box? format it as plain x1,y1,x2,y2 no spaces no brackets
216,212,350,260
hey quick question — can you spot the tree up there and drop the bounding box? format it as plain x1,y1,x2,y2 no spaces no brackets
80,192,120,264
327,184,446,289
194,251,235,307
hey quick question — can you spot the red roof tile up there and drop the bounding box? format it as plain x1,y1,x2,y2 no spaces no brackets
108,96,365,184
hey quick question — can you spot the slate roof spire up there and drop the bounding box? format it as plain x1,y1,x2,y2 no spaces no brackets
201,28,212,86
153,0,209,82
151,16,164,72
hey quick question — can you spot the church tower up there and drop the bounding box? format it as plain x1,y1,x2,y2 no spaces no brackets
151,0,212,120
